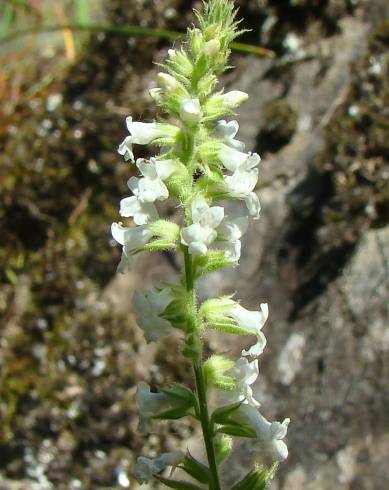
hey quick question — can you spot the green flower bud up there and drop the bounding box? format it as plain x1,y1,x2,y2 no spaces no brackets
204,38,221,56
149,219,180,242
158,72,180,91
190,28,204,56
204,354,236,390
214,433,233,465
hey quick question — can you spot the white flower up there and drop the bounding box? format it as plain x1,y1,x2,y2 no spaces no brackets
200,299,268,357
133,158,175,202
135,451,185,484
118,117,177,162
135,382,170,433
222,90,249,108
220,149,261,219
219,357,260,407
132,288,173,343
180,98,202,124
215,216,248,261
111,222,153,273
181,196,224,255
119,196,158,225
234,303,269,357
238,404,290,462
149,87,162,102
245,192,261,220
218,144,260,173
119,157,175,224
126,117,169,144
216,120,245,151
118,136,134,162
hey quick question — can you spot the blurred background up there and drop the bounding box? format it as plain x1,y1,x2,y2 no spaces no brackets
0,0,388,489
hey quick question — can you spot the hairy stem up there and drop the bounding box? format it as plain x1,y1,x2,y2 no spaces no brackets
184,248,221,490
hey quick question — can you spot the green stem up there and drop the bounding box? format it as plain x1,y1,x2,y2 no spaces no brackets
184,248,221,490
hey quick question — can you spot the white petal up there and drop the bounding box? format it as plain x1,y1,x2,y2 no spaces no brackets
217,239,241,261
136,158,159,179
191,196,210,223
202,206,224,229
242,331,267,357
216,119,239,139
117,247,132,273
127,120,164,144
127,176,140,195
118,135,134,162
219,144,248,172
119,196,158,225
133,292,172,343
245,192,261,219
138,177,169,202
230,304,263,332
155,159,176,180
224,169,258,197
218,217,248,241
111,222,127,246
189,241,208,255
135,451,185,484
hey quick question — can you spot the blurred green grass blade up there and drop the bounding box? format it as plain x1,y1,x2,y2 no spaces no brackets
74,0,90,25
0,23,274,57
0,3,14,38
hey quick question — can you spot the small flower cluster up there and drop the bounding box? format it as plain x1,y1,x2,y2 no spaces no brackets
110,1,289,488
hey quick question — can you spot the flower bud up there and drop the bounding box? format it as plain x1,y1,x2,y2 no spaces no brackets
149,87,162,102
214,434,233,466
157,72,180,91
204,354,236,390
191,28,203,56
180,98,202,124
223,90,249,109
204,38,221,57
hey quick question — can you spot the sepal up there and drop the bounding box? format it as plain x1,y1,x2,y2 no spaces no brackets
159,288,188,331
181,452,211,484
217,422,257,438
193,250,233,278
182,332,202,361
149,220,180,241
231,464,278,490
204,355,236,390
161,383,198,408
154,475,204,490
144,239,178,252
211,400,243,425
153,384,196,421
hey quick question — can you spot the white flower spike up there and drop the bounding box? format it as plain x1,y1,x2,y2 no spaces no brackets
111,2,290,485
